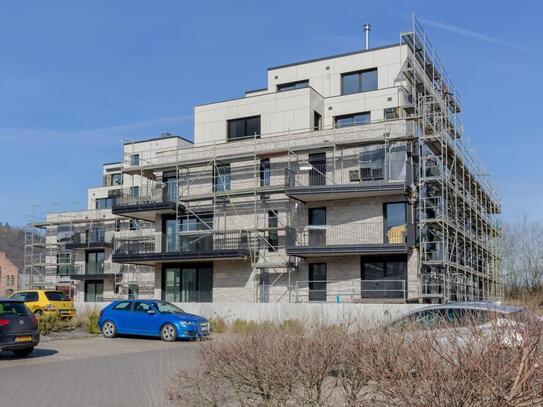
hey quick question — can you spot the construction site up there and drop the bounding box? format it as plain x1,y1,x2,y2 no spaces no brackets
23,17,502,304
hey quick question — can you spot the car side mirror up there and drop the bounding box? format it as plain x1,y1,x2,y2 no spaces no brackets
147,310,156,315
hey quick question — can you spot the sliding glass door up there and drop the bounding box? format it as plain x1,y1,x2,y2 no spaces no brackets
163,264,213,302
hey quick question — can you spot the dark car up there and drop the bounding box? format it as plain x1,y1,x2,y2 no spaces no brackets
99,300,210,341
0,299,40,357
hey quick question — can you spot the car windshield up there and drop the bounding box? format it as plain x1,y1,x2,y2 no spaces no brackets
45,291,70,301
155,301,184,314
0,302,30,316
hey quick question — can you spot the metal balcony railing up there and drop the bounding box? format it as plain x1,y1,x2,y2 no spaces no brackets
285,159,407,191
113,230,251,258
286,223,407,251
112,182,178,209
67,229,111,248
293,279,406,302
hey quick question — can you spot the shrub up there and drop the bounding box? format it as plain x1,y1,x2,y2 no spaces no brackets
38,313,65,335
168,314,543,406
209,318,226,334
86,312,100,335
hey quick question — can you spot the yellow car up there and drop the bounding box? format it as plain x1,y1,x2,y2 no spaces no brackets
9,290,76,318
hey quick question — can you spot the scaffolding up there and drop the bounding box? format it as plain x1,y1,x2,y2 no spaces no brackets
400,16,501,302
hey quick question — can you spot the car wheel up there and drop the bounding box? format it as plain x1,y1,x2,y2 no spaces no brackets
33,309,43,317
13,347,34,357
102,320,117,338
160,323,177,342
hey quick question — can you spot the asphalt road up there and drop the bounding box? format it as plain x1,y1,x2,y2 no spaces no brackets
0,335,203,407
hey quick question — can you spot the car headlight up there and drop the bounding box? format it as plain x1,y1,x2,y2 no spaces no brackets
180,321,195,327
45,304,55,310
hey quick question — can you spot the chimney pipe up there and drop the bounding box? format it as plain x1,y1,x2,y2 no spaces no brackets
363,23,371,50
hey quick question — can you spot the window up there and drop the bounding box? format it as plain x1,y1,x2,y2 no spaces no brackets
384,107,400,120
213,163,231,192
309,263,327,302
163,264,213,302
84,280,104,302
361,256,407,299
57,253,71,275
341,68,378,95
115,219,122,232
227,116,261,141
133,301,151,312
260,158,270,187
314,111,322,131
111,173,123,186
335,112,371,128
308,207,326,246
359,145,385,181
268,211,278,251
45,291,70,301
130,154,140,166
86,251,105,275
10,291,38,302
113,301,131,311
384,203,406,244
129,219,139,231
0,302,30,316
277,79,309,92
128,284,139,299
309,153,326,186
95,197,114,210
130,186,140,198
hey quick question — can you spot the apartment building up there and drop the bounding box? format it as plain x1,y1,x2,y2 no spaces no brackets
24,19,501,304
0,252,19,297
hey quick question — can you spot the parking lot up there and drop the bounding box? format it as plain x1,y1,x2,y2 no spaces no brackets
0,335,204,407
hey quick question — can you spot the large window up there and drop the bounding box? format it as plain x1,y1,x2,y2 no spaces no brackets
359,145,385,181
309,263,327,302
268,211,278,251
334,112,371,128
277,79,309,92
57,253,72,275
260,158,270,187
227,116,261,141
309,153,326,186
86,250,105,275
384,202,406,244
361,256,406,299
163,264,213,302
213,163,231,192
130,154,140,166
85,280,104,302
111,173,123,186
95,197,114,210
308,207,326,246
341,68,378,95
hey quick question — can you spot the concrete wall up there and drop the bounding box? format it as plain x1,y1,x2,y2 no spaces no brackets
75,301,425,325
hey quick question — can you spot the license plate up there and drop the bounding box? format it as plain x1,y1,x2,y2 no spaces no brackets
15,336,32,342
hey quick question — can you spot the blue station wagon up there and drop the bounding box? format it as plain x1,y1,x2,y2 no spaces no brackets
98,300,210,341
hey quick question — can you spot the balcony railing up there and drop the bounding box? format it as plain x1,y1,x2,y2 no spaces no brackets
112,230,251,262
112,183,179,209
286,223,407,256
293,279,407,302
69,262,121,279
66,229,111,249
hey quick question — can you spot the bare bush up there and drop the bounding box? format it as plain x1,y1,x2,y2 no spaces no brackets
168,316,543,407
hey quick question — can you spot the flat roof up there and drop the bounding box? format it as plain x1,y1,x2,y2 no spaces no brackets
123,135,194,145
268,43,401,71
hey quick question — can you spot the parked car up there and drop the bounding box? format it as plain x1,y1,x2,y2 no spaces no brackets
99,300,210,341
0,299,40,357
385,302,530,347
9,290,76,318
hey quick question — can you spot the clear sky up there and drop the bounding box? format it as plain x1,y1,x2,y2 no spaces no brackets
0,0,541,226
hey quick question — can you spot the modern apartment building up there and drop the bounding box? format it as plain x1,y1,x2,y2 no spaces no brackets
24,19,501,304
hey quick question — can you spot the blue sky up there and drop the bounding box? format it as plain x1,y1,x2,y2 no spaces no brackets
0,0,541,226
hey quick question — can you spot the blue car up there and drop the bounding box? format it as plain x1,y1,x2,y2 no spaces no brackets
98,300,210,341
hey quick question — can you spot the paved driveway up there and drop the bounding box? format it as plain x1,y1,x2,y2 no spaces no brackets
0,335,203,407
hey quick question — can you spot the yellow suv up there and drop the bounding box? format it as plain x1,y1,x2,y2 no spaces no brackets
9,290,76,318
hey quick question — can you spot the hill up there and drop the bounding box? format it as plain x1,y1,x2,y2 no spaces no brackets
0,223,25,271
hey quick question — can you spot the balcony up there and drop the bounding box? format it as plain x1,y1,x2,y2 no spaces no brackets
285,159,408,203
65,229,112,249
112,230,251,265
286,223,408,257
112,183,180,221
69,262,121,280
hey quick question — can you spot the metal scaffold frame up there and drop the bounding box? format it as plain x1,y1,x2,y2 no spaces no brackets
401,15,502,303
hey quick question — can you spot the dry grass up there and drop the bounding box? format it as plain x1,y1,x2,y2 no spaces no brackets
168,314,543,407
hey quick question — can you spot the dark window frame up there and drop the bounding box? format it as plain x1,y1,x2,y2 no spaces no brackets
161,263,213,303
227,116,261,141
213,163,231,192
84,280,104,302
260,158,271,187
341,68,378,95
308,263,327,302
267,210,279,251
85,250,105,275
383,202,407,244
130,154,140,166
309,207,327,225
334,111,371,128
277,79,309,92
